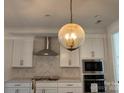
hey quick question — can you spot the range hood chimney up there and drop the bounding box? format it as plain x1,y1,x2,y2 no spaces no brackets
34,37,58,56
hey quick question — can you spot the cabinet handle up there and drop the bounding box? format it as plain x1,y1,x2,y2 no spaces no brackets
20,60,24,65
66,92,73,93
15,89,19,93
42,89,45,93
91,51,95,57
67,84,73,86
14,84,21,86
68,59,71,66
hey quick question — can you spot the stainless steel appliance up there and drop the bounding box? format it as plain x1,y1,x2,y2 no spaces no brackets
34,37,58,56
82,59,105,93
82,59,104,73
84,75,105,93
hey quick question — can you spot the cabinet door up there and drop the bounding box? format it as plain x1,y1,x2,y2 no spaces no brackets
75,88,82,93
60,46,70,67
12,39,25,67
58,88,76,93
36,88,57,93
17,88,30,93
60,46,80,67
5,88,15,93
80,38,92,59
5,88,30,93
92,38,104,58
36,88,42,93
45,88,57,93
12,37,33,67
70,49,80,67
22,39,33,67
80,38,104,59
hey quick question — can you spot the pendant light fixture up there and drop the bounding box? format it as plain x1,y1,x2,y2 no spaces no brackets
58,0,85,51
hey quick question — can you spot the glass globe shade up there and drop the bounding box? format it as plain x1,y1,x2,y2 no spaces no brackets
58,23,85,51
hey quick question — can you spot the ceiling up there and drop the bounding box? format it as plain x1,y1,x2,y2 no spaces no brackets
4,0,119,29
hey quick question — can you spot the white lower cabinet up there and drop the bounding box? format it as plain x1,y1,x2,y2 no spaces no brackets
36,82,58,93
58,88,75,93
75,88,82,93
5,88,30,93
36,88,57,93
5,82,82,93
58,83,82,93
5,82,32,93
58,88,82,93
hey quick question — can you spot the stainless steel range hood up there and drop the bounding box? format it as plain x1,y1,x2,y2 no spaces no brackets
34,37,58,56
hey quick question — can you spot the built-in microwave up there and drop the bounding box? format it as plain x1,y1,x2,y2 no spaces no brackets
82,59,103,72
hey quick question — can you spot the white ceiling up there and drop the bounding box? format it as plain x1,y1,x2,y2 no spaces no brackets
4,0,119,29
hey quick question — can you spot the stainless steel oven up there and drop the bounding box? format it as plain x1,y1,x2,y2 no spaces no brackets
84,75,105,93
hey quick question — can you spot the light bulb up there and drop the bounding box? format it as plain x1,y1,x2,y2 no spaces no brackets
58,23,85,51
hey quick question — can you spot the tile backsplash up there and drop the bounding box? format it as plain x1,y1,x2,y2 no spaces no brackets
10,37,80,79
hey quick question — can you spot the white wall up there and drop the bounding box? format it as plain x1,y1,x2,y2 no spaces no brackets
106,20,119,93
4,39,13,80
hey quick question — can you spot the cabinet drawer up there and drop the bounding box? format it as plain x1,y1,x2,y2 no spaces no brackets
58,83,82,88
36,83,58,88
5,83,31,88
58,88,75,93
58,88,82,93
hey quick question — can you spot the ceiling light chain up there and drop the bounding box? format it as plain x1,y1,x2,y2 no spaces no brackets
58,0,85,51
70,0,73,23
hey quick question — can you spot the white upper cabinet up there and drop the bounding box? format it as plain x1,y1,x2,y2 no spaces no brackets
60,46,80,67
79,38,92,58
80,36,104,59
12,37,34,68
92,38,104,58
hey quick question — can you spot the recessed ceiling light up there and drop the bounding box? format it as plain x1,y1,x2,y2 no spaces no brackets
45,14,51,17
95,20,102,24
94,15,101,18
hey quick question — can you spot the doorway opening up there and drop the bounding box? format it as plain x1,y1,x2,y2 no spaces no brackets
112,32,119,93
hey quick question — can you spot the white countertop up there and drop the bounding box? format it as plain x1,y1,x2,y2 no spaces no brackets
58,79,81,83
5,78,81,83
5,78,32,83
